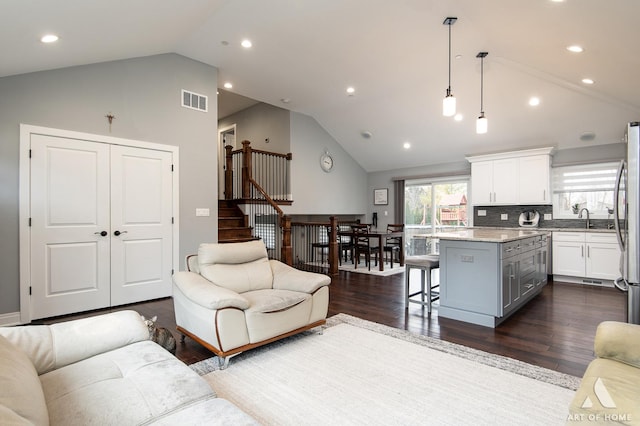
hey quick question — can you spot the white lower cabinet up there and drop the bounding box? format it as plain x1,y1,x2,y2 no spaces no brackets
552,232,621,284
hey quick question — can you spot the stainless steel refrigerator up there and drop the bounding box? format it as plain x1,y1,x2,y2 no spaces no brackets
614,121,640,324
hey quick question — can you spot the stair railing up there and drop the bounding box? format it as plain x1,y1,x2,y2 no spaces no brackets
224,141,293,264
289,217,339,275
225,141,292,202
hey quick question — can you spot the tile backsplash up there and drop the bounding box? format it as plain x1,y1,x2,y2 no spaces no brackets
472,205,614,230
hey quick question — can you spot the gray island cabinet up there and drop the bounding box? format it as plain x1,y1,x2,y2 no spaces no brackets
435,229,549,328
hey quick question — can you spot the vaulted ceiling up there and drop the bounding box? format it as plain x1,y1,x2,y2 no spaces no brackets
3,0,639,171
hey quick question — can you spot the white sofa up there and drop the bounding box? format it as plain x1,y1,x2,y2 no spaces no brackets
173,240,331,367
0,310,256,426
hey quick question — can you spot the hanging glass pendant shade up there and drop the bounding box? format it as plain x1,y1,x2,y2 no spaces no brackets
443,91,456,117
476,112,488,134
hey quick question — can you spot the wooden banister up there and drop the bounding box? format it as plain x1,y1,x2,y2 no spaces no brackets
224,145,233,200
223,139,294,265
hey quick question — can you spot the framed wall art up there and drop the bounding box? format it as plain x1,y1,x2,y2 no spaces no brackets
373,188,388,205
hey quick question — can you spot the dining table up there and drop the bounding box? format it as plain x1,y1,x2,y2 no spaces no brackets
338,229,404,272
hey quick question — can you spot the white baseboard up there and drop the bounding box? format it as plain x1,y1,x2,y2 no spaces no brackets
553,275,614,288
0,312,23,326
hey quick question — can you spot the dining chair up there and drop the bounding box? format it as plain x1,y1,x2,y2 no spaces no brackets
310,226,330,265
383,224,404,268
338,224,354,265
351,224,378,270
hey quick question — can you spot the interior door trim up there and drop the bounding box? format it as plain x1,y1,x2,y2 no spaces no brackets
19,124,180,323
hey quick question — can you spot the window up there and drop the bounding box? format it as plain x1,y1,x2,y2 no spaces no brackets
404,178,468,255
552,162,618,219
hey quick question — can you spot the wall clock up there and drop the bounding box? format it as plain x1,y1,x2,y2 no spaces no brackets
320,150,334,173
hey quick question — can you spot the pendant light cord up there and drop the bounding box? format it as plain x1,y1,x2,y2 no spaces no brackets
480,55,484,113
447,23,452,94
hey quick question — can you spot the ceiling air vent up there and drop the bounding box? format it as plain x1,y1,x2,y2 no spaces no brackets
181,89,208,112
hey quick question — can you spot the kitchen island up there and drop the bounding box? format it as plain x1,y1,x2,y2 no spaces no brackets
435,229,549,328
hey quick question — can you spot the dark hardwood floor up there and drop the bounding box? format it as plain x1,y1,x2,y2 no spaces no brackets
37,272,626,378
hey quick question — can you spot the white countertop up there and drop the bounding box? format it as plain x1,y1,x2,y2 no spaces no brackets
414,226,615,243
433,229,547,243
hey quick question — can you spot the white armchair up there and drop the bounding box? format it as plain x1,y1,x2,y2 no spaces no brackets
172,240,330,367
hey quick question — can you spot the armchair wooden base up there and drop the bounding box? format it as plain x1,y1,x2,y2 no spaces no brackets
177,319,326,369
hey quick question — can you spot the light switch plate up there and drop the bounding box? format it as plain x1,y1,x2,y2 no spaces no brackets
478,210,487,216
195,208,210,217
501,213,508,220
544,213,552,220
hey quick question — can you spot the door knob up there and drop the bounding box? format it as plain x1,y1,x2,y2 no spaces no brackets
94,231,108,237
114,230,128,236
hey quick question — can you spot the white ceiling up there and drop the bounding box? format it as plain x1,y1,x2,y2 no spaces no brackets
3,0,639,172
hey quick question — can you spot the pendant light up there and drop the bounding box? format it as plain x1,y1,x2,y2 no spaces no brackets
476,51,488,134
442,17,457,117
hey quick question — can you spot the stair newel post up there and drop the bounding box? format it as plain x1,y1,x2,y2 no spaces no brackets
224,145,234,200
329,216,339,276
241,140,252,200
281,215,292,266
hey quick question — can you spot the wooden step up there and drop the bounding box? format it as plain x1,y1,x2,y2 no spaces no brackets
218,217,245,227
218,236,262,244
219,207,241,218
218,199,256,242
218,227,253,240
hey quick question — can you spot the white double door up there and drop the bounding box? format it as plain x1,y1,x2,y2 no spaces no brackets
29,134,174,319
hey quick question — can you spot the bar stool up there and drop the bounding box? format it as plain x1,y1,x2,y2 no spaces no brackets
405,255,440,313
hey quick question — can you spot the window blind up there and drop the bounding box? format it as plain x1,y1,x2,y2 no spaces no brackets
552,162,618,193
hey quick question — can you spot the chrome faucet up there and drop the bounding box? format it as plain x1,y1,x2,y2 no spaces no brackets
578,208,591,229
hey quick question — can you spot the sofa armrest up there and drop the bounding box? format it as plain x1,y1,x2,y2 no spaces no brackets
173,271,250,310
0,310,149,374
270,260,331,293
594,321,640,368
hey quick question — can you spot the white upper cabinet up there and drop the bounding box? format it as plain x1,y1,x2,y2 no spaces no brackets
471,159,518,205
519,155,551,204
467,148,554,206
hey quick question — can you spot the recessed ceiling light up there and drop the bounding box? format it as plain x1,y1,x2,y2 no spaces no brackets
223,82,233,89
454,114,463,121
361,131,373,139
550,0,565,3
403,142,411,149
346,87,355,96
241,39,252,48
280,98,291,104
567,45,584,53
582,78,594,85
529,97,541,106
41,34,59,43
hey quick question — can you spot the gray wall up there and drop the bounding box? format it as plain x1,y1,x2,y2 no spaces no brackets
219,103,290,154
367,161,471,230
552,143,626,166
286,112,367,215
0,53,219,315
218,104,366,215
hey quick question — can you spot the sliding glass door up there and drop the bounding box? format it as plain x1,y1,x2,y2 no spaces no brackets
404,179,468,255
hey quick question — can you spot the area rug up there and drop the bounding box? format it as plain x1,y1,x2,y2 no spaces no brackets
338,261,405,276
193,314,579,425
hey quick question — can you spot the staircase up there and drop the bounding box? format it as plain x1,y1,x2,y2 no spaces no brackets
218,200,256,243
